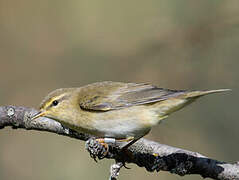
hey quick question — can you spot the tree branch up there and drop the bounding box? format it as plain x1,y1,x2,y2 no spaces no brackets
0,105,238,180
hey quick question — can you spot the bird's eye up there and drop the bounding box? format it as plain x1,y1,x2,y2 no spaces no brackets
52,100,59,106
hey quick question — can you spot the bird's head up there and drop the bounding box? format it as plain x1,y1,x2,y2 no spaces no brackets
31,88,77,121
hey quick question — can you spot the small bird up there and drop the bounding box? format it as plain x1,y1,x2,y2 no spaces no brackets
32,81,230,151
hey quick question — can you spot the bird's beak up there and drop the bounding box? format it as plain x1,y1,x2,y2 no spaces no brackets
31,111,46,120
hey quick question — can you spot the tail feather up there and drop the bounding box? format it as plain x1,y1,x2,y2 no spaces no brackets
185,89,231,98
154,88,230,119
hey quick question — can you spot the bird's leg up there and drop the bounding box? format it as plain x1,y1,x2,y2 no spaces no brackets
117,136,134,143
118,136,144,151
115,137,139,169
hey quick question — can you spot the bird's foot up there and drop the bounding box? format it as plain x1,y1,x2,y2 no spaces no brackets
85,137,136,170
95,138,109,158
85,137,114,161
85,137,137,163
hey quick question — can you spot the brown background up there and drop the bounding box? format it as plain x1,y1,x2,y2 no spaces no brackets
0,1,238,180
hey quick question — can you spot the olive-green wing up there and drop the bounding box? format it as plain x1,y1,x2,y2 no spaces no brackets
78,81,185,111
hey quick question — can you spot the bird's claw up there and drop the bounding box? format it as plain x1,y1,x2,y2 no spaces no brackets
85,138,109,161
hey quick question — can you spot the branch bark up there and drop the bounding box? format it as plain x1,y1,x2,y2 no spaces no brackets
0,105,238,180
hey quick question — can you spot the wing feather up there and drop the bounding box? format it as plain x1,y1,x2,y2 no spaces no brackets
78,81,185,111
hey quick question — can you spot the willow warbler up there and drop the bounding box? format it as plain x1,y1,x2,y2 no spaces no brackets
32,81,230,147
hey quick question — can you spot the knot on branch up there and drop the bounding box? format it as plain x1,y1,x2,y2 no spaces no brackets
2,106,19,129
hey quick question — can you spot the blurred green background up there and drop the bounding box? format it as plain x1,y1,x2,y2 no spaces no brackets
0,0,238,179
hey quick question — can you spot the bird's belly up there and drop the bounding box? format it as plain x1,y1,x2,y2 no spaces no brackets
92,118,150,139
87,107,153,139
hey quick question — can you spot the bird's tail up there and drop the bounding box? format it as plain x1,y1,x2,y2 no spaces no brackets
154,88,230,123
184,89,231,99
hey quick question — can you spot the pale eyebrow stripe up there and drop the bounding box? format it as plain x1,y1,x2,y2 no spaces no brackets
46,94,70,110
